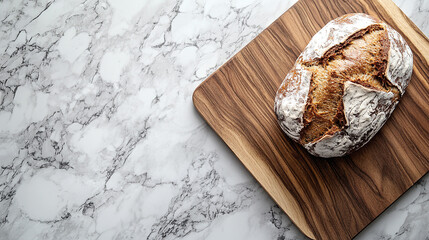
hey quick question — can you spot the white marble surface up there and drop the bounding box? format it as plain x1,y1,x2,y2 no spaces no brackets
0,0,428,239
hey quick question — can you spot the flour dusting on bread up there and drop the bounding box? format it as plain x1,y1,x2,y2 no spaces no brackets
299,13,380,63
275,64,312,141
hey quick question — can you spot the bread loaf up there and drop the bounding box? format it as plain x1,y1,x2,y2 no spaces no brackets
274,13,413,158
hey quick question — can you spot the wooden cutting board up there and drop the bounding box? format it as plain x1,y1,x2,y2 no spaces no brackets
192,0,429,239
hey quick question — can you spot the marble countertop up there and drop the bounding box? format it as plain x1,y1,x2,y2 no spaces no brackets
1,0,428,239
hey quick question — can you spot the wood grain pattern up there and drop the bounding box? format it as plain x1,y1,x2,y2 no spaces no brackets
192,0,429,239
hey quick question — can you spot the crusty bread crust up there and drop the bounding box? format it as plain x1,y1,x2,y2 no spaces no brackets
274,13,413,158
299,14,381,63
275,64,312,141
304,81,396,158
384,24,413,94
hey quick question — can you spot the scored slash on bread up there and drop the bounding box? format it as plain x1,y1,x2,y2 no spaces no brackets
274,13,413,158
